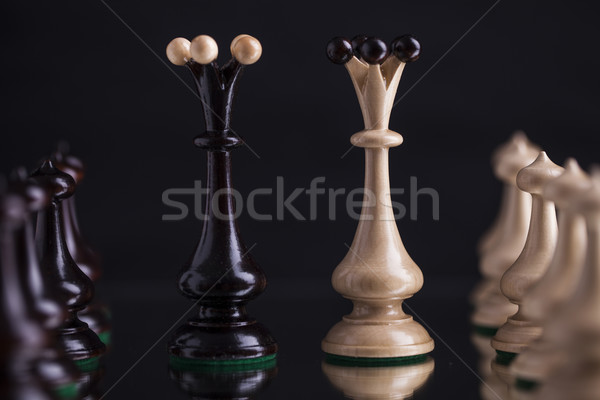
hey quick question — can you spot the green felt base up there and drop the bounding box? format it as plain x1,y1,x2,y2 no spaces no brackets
472,324,499,337
515,378,539,391
74,356,101,372
324,353,430,367
169,353,277,372
98,331,111,346
53,382,78,400
495,350,518,366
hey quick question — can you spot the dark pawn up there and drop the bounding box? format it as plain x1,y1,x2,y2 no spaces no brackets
31,160,105,364
169,361,277,399
9,168,80,396
326,37,353,64
0,178,56,400
391,35,421,62
358,37,389,64
52,146,111,347
351,34,368,58
166,34,277,363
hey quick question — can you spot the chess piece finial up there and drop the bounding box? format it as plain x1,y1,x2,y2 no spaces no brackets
165,34,277,363
30,160,106,364
51,144,111,346
529,170,600,400
511,158,591,388
0,178,62,399
491,151,564,358
322,35,434,360
471,131,539,323
322,357,434,400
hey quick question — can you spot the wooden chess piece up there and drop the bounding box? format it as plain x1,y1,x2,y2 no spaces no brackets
491,151,563,360
52,145,111,346
530,169,600,400
169,361,277,399
322,357,434,399
0,177,56,400
9,167,80,397
165,34,277,363
471,333,509,400
511,159,590,387
321,35,434,360
31,160,106,366
470,131,539,310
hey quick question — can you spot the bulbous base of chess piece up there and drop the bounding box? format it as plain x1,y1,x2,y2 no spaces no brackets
322,300,434,359
59,315,106,364
322,356,434,399
35,349,80,397
168,305,277,364
79,303,112,347
490,312,543,356
169,358,277,399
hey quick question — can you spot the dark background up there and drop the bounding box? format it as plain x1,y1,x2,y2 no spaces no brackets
1,0,599,398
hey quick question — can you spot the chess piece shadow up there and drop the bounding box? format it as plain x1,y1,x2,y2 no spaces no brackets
169,358,277,399
165,34,277,364
322,355,434,399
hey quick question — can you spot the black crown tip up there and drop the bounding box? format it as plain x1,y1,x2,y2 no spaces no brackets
359,37,389,65
392,34,421,63
326,37,353,65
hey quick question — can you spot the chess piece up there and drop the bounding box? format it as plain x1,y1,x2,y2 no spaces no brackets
165,34,277,363
0,177,56,400
52,145,111,346
322,356,434,399
491,152,563,360
31,160,106,366
321,35,434,359
169,360,277,399
511,159,590,387
530,170,600,400
470,132,539,310
471,333,509,400
9,167,80,397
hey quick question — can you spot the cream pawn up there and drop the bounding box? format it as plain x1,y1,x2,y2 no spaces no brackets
511,159,590,385
471,133,538,331
491,151,563,358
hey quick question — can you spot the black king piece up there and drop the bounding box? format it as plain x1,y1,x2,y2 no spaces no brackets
165,34,277,364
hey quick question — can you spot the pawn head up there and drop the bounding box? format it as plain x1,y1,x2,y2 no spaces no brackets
516,151,565,195
29,160,76,201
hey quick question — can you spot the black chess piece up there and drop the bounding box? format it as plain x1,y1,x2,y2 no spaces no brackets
31,160,105,367
51,145,111,347
9,167,81,397
0,176,56,400
169,360,277,399
165,34,277,363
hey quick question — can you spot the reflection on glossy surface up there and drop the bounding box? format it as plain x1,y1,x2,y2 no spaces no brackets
471,333,509,400
74,364,105,400
169,359,278,399
322,356,434,399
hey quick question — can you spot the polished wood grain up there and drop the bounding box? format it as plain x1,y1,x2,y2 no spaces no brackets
322,35,434,359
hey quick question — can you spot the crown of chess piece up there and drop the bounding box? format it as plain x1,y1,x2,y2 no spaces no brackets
169,360,277,399
30,160,106,366
530,169,600,400
0,176,58,400
510,159,591,388
491,151,564,361
470,131,539,315
165,34,277,363
8,167,81,397
51,144,111,347
322,357,434,399
321,35,434,360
